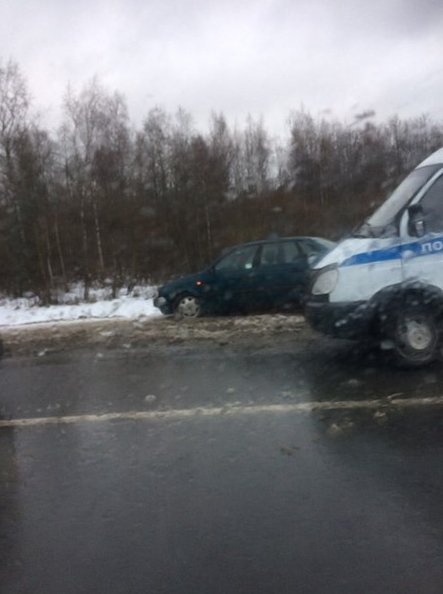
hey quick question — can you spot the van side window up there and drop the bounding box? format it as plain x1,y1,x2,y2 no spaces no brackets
420,175,443,233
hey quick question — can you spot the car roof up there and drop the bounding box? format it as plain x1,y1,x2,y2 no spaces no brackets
232,236,331,248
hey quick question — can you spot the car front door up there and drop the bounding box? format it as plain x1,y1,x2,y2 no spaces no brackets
210,244,261,312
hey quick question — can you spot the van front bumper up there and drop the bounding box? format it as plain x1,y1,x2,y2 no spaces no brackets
305,298,373,339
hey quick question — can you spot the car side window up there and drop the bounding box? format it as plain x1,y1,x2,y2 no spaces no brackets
281,241,303,263
297,239,322,257
259,241,305,266
259,243,283,266
419,174,443,233
215,245,258,272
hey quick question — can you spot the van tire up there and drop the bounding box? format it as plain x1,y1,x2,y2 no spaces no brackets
389,305,439,367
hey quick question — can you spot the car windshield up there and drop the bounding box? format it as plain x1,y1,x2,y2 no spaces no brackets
356,165,442,237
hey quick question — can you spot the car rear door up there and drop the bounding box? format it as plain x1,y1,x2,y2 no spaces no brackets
255,240,309,309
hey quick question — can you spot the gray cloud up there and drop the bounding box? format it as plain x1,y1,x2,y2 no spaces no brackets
1,0,443,136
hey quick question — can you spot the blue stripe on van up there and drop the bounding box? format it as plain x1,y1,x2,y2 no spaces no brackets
340,236,443,267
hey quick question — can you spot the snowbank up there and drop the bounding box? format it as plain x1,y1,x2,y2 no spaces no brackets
0,284,161,327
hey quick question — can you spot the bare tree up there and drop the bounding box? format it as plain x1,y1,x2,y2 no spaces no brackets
60,78,130,296
0,60,33,294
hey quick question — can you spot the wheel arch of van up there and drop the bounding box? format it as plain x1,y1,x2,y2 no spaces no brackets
368,280,443,326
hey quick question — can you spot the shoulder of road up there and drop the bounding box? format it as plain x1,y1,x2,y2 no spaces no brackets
0,314,310,358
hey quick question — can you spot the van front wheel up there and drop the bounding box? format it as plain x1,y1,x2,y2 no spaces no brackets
390,307,439,367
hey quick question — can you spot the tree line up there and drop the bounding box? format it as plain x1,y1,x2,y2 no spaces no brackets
1,59,443,301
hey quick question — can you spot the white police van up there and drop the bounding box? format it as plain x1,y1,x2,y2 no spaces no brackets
306,147,443,366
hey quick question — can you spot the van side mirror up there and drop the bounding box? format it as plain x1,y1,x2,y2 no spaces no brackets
408,204,425,237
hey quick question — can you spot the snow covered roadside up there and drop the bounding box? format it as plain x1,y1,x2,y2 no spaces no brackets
0,285,161,327
0,283,310,358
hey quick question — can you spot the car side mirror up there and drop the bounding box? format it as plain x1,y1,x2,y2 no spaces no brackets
408,204,425,237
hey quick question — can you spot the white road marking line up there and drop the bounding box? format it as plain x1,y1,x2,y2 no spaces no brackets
1,395,443,428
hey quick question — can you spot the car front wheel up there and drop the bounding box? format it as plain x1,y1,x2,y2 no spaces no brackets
174,294,202,319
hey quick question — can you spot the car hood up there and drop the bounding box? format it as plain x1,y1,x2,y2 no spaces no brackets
159,271,209,293
312,237,400,269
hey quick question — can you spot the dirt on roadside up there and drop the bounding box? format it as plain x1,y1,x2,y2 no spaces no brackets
0,314,313,358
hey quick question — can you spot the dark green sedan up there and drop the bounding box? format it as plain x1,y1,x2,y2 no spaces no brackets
153,236,335,317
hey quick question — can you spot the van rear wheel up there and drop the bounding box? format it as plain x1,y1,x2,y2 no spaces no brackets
390,307,439,367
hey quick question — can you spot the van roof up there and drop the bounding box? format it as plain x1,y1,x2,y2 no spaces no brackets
416,147,443,168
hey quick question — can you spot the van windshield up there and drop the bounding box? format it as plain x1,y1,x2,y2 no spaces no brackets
356,164,442,237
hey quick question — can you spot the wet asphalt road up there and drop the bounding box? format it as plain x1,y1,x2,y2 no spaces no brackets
1,340,443,593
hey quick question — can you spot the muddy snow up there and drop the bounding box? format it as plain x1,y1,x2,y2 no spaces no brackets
0,314,310,358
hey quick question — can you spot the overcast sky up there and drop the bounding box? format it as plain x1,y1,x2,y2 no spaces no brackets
1,0,442,136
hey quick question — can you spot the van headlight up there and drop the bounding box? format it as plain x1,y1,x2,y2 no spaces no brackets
311,266,338,295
